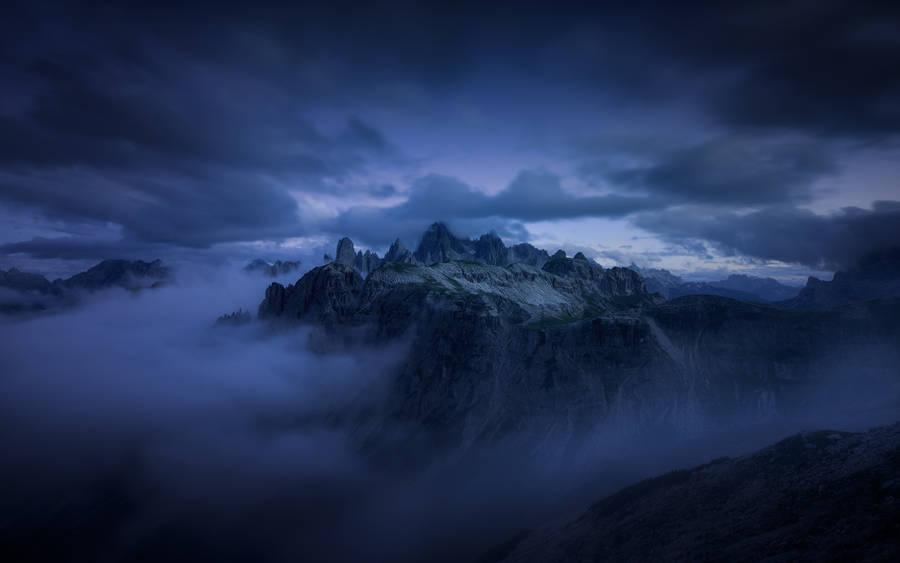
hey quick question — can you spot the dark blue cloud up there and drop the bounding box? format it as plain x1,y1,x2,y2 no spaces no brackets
328,171,666,247
1,0,899,266
583,135,838,205
634,201,900,270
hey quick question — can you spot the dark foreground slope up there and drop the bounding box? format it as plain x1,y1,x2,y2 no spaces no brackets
489,423,900,563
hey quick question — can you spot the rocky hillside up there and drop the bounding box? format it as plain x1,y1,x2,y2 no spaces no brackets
488,422,900,562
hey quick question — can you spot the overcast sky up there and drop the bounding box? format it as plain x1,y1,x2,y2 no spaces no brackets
1,0,899,281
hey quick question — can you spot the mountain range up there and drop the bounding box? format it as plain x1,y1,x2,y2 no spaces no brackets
256,223,900,456
4,223,900,560
0,259,169,314
632,265,801,303
248,224,900,558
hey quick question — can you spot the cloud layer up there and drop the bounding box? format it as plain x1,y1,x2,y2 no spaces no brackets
1,1,898,271
635,201,900,270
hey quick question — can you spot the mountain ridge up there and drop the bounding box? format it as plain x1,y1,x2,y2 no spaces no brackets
489,422,900,562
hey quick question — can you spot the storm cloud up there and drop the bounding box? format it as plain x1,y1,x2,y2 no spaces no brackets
634,200,900,270
586,134,838,205
1,0,899,273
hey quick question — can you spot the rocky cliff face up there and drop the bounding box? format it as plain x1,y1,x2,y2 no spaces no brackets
259,262,365,324
473,232,551,268
413,222,475,264
489,422,900,562
353,249,381,276
335,237,357,266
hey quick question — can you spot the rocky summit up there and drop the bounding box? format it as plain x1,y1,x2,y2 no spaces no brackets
256,224,900,454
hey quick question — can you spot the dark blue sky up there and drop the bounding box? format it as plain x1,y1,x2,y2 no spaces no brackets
1,0,899,280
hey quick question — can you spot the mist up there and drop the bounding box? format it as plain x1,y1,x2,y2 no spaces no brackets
1,265,898,562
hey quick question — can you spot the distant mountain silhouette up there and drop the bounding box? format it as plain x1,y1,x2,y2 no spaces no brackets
243,258,302,277
783,248,900,309
631,265,801,303
0,259,169,315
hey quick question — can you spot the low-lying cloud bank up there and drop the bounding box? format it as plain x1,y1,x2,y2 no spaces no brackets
1,265,899,561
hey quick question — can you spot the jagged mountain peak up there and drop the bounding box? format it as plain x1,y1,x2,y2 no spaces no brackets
384,238,414,264
413,221,472,264
335,237,356,265
423,221,453,237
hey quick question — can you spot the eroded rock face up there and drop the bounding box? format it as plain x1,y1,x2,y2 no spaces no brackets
335,237,357,266
474,232,508,266
353,249,381,276
491,423,900,562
